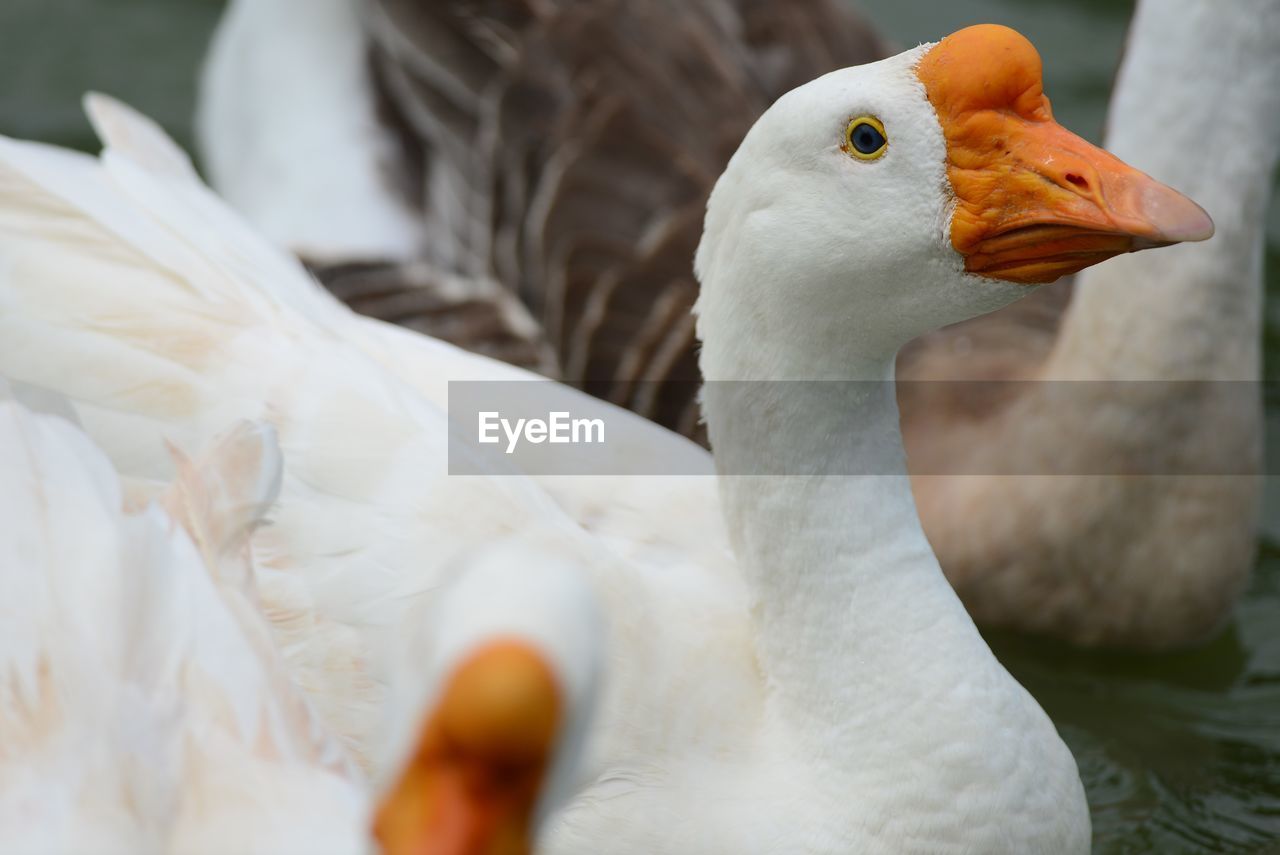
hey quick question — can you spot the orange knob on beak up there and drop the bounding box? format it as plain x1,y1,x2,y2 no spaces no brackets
916,24,1213,284
373,641,562,855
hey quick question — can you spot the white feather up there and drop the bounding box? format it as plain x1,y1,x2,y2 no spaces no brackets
0,402,366,855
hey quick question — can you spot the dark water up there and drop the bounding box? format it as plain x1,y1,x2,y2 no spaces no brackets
1,1,1277,852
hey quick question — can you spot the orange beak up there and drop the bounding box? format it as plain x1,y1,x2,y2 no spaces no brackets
916,24,1213,284
373,641,562,855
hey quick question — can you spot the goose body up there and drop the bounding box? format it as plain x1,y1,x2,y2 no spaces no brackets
200,0,1277,648
0,22,1212,848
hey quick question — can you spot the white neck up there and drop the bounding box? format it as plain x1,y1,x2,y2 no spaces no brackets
704,376,1019,748
694,255,1090,846
688,56,1086,835
1049,0,1280,381
695,240,1024,754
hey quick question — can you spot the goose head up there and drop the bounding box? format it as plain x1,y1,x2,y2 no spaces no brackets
695,24,1214,377
373,543,604,855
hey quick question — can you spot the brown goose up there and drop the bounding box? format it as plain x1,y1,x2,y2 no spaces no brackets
198,0,887,437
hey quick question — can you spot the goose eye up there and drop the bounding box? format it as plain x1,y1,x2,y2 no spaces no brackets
844,117,888,160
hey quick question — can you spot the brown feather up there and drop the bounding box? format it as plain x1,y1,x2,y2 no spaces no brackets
355,0,888,434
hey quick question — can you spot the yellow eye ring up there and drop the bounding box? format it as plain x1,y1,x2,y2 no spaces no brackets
843,116,888,160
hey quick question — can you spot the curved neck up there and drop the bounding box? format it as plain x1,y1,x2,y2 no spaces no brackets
1049,0,1280,381
699,334,1004,751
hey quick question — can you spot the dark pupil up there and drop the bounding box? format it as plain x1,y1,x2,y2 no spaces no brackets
852,123,885,154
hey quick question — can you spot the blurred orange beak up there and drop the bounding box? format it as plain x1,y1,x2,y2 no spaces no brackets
373,641,562,855
917,24,1213,284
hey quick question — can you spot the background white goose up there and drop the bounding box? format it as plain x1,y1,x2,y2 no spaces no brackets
898,0,1280,647
0,24,1212,850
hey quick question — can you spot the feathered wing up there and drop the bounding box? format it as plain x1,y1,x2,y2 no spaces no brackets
733,0,893,96
193,0,884,433
0,402,365,854
364,0,887,432
154,422,368,855
0,97,722,784
317,259,559,373
158,420,284,585
0,93,771,854
0,110,458,764
85,89,726,606
78,93,717,505
0,400,168,854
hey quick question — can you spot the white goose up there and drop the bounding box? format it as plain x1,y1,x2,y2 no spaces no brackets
0,25,1211,852
0,399,604,854
898,0,1280,647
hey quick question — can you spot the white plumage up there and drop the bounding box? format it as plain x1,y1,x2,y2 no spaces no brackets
0,401,367,855
0,28,1141,847
0,394,606,853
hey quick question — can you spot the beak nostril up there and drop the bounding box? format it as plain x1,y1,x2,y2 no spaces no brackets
1064,173,1089,190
